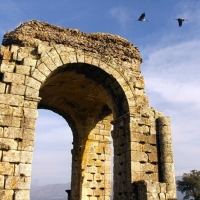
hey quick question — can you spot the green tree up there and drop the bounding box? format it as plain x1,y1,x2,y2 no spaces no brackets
176,170,200,200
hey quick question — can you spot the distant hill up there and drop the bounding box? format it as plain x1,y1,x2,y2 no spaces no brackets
30,183,70,200
30,177,185,200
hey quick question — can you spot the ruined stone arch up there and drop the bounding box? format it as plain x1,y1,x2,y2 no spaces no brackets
0,20,177,200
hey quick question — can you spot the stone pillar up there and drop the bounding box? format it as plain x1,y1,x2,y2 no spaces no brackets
112,114,132,200
157,117,177,199
71,115,112,200
70,137,82,200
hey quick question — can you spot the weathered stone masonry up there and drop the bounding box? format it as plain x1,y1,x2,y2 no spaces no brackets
0,20,177,200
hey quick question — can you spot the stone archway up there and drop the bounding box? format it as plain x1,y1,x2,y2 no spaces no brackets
0,20,177,200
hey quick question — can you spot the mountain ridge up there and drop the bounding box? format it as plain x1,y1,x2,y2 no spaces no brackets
31,177,184,200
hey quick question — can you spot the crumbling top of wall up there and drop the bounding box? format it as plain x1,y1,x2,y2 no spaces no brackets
2,20,142,63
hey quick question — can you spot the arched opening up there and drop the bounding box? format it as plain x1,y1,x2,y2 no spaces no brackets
30,109,72,200
36,62,130,199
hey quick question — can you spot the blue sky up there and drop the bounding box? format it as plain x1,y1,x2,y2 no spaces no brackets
1,0,200,186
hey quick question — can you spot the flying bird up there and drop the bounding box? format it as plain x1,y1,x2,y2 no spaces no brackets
136,12,150,22
173,18,188,27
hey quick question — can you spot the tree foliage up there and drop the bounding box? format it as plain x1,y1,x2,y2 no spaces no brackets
176,170,200,200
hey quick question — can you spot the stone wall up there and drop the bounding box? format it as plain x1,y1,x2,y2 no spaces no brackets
0,20,177,200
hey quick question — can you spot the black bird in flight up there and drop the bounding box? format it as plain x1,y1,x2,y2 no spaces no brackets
173,18,188,27
136,12,150,22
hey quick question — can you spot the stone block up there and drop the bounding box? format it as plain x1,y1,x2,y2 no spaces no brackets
141,163,155,173
0,141,10,151
84,172,93,181
0,104,12,116
25,86,39,98
98,154,105,161
0,62,15,73
95,146,104,154
48,49,63,66
25,76,41,90
147,134,157,145
69,52,77,63
0,175,4,189
143,144,156,153
23,108,38,119
76,51,85,62
148,172,159,182
103,135,110,141
4,127,23,139
104,166,110,174
97,166,104,174
91,56,100,66
159,193,166,200
15,49,29,61
37,62,51,76
3,72,25,84
12,106,23,117
0,94,24,106
32,68,46,83
23,118,36,129
10,44,20,52
14,189,30,200
37,43,51,54
148,153,158,163
18,140,34,151
15,65,31,75
100,130,110,136
104,147,112,154
88,153,98,160
23,57,37,67
130,161,141,172
82,180,91,188
131,151,148,162
93,189,103,197
2,150,21,163
20,151,33,163
89,180,98,189
0,190,14,199
40,53,57,71
95,134,104,140
15,163,32,176
84,53,93,64
87,166,97,174
0,127,3,137
0,116,22,127
2,50,12,60
59,53,70,64
160,183,166,193
0,138,18,150
0,162,14,175
5,176,30,189
129,133,147,143
0,82,6,93
85,158,95,166
130,141,143,151
10,83,26,95
81,196,90,200
2,150,32,164
94,173,102,181
104,187,111,195
82,188,93,196
24,100,38,109
0,45,9,54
